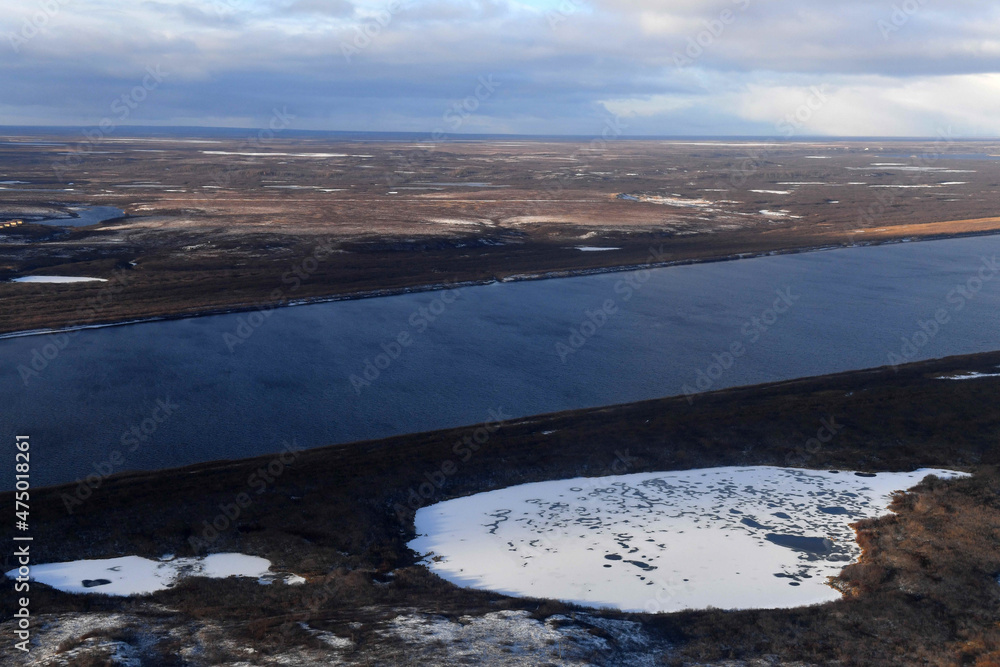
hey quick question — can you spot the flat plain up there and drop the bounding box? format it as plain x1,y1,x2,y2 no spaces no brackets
2,135,999,335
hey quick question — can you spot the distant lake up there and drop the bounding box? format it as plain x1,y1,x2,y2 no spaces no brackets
32,206,125,227
2,235,1000,489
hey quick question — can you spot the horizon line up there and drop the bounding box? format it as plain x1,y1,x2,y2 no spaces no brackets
0,124,997,142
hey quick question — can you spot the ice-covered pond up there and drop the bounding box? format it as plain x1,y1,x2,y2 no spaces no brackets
4,553,304,596
409,466,965,613
30,205,125,227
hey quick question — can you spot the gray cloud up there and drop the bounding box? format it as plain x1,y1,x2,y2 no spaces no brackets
0,0,997,135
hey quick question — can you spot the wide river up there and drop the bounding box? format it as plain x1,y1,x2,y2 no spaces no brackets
3,235,1000,489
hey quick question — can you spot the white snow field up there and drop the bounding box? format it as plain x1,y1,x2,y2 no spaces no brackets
5,553,303,596
410,466,965,613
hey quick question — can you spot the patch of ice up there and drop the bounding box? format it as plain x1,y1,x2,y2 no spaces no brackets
750,189,792,195
410,466,966,613
849,166,976,173
11,276,108,283
759,210,801,218
5,553,287,596
575,246,622,252
199,553,271,579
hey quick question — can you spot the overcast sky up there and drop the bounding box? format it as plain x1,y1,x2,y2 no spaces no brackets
2,0,998,136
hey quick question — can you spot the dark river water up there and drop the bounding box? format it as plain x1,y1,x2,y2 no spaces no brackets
3,235,1000,489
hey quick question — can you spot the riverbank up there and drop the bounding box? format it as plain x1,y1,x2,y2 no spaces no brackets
3,224,999,339
4,135,1000,339
3,350,999,664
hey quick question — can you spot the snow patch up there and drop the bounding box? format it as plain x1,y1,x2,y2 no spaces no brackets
620,194,714,208
759,210,801,218
11,276,108,283
410,466,966,613
5,553,302,596
936,367,1000,380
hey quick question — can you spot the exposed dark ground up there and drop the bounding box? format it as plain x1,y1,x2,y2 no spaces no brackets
1,135,999,336
2,351,999,666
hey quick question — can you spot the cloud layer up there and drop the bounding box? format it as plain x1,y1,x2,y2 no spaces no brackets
2,0,998,135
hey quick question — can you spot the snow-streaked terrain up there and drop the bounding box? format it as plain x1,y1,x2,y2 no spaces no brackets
936,367,1000,380
5,553,303,596
410,466,966,613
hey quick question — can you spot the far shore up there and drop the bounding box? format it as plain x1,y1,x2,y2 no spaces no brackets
3,224,998,339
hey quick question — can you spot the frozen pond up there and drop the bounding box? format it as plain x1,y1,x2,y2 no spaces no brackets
409,467,966,613
4,553,304,596
9,276,108,283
